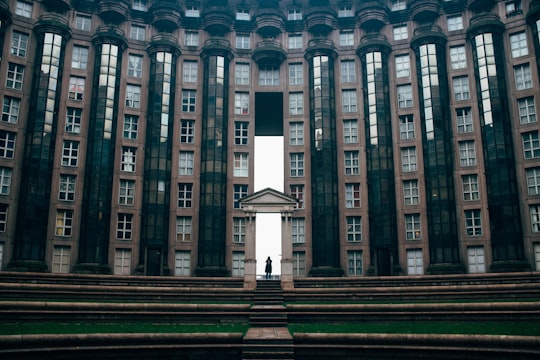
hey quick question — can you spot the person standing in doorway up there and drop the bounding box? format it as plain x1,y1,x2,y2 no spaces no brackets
265,256,272,280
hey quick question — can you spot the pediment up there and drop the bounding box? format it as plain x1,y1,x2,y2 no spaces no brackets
240,187,298,212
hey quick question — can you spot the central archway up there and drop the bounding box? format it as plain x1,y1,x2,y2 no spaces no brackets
240,188,298,290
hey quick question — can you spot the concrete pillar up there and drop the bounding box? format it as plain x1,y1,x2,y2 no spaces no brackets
244,208,257,290
281,207,294,290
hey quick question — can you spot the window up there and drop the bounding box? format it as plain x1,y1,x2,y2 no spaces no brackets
339,30,354,46
65,108,82,133
61,140,78,166
117,214,133,240
399,115,415,140
55,209,73,236
407,249,423,275
132,0,147,11
6,63,24,90
343,119,358,144
459,140,477,166
2,96,20,124
292,218,305,243
447,15,463,31
58,174,76,201
235,122,249,145
345,183,361,208
405,214,421,240
15,1,32,17
450,46,467,69
0,167,11,195
181,61,198,83
514,63,532,90
519,97,537,124
233,217,245,243
288,34,302,49
523,131,540,159
288,9,302,20
401,147,417,172
347,251,363,276
114,249,131,275
185,32,199,46
68,76,85,101
527,167,540,195
186,5,199,17
72,45,88,70
130,25,145,41
235,92,249,114
289,93,304,115
0,204,6,232
182,90,196,112
289,122,304,146
465,209,482,236
119,180,135,205
75,14,91,31
176,216,192,241
403,180,419,205
346,216,362,242
530,204,540,232
11,31,28,57
341,60,356,83
393,25,408,41
179,151,194,175
290,153,304,177
234,153,248,177
128,54,143,78
123,115,139,139
174,251,191,276
121,147,137,172
259,66,279,86
462,174,479,201
467,246,486,273
289,63,303,86
338,5,353,17
233,184,248,209
52,246,70,273
180,120,195,144
397,84,413,108
510,32,528,58
456,108,473,133
453,76,470,101
236,34,250,49
232,252,245,276
506,0,522,16
290,185,304,209
125,84,141,108
392,0,406,11
395,54,410,78
235,63,249,85
178,183,193,208
236,9,250,20
293,251,306,276
344,151,359,175
342,90,357,112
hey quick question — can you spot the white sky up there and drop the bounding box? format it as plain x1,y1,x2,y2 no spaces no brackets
254,136,284,275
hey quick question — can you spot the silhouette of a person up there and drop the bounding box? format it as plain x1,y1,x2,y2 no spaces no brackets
265,256,272,280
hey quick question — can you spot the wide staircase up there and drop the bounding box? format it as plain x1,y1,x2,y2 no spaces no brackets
242,280,293,360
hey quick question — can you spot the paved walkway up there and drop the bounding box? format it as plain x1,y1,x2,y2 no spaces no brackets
244,327,293,341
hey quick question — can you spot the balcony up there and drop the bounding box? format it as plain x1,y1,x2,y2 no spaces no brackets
304,38,337,60
41,0,71,12
150,1,182,31
357,2,388,31
305,8,336,35
468,0,496,13
252,40,287,66
254,8,285,37
203,7,234,35
409,0,441,23
98,0,130,23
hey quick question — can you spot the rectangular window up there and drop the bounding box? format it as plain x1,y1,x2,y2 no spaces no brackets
289,63,303,86
6,63,24,90
530,204,540,232
65,107,82,133
290,185,304,209
68,76,85,100
176,216,192,241
405,213,421,240
180,120,195,143
407,249,423,275
465,209,482,236
233,217,246,243
344,151,360,175
288,9,302,20
345,183,361,208
186,5,199,17
340,60,356,82
55,209,73,236
0,167,12,195
233,184,248,209
395,54,410,78
515,63,532,90
450,45,467,69
119,179,135,205
343,119,358,144
52,246,70,273
185,31,199,46
178,183,193,208
342,90,357,112
235,63,249,85
447,15,464,31
289,92,304,115
236,34,250,49
182,60,198,83
132,0,147,11
0,203,7,232
116,213,133,240
72,45,89,70
338,5,353,17
462,174,480,201
399,115,415,140
403,179,419,205
234,153,249,177
178,151,194,176
259,66,280,86
2,96,20,124
232,252,245,276
290,153,304,177
339,30,354,46
125,84,141,108
401,147,417,172
130,24,145,41
293,252,306,276
347,251,363,276
182,90,196,112
235,122,249,145
292,218,305,243
128,54,143,78
392,0,406,11
235,92,249,114
11,31,28,57
346,216,362,242
519,97,536,124
456,108,473,133
61,140,79,166
58,174,76,201
121,147,137,172
174,251,191,276
236,9,250,20
397,84,413,108
114,249,131,275
123,115,138,139
510,31,528,58
75,14,91,31
467,246,486,273
527,167,540,195
289,122,304,146
459,140,477,166
523,131,540,159
393,25,408,40
15,1,33,17
288,34,302,49
453,76,470,101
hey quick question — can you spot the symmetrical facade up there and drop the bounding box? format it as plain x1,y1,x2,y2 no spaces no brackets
0,0,540,277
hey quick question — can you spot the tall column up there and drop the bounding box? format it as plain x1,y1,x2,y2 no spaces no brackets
243,209,257,289
411,29,463,274
137,37,180,276
305,42,343,276
194,42,233,277
467,16,528,271
9,19,71,272
357,36,400,276
281,208,294,289
75,28,127,274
